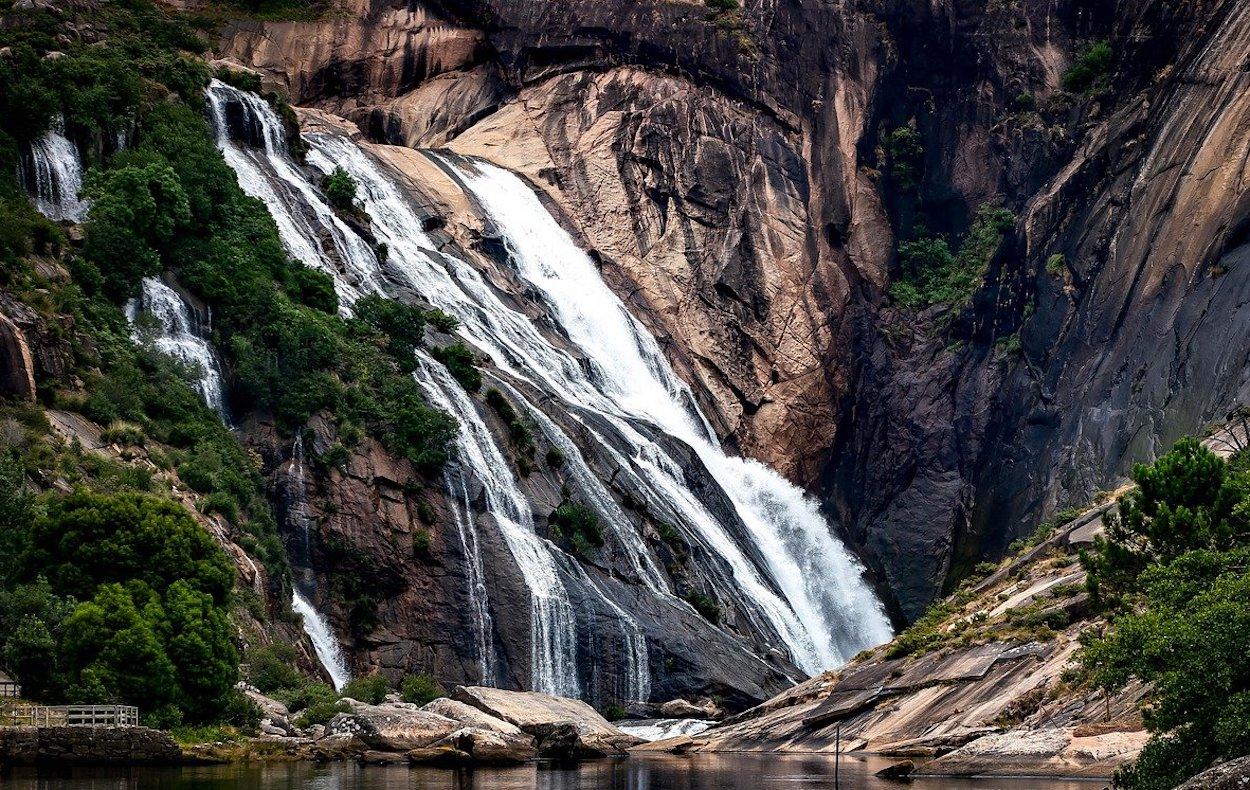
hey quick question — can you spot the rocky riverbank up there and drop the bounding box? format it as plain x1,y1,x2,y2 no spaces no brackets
637,503,1151,779
187,686,645,766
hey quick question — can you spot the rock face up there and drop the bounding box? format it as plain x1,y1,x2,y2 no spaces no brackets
1176,755,1250,790
452,686,643,757
217,0,1250,628
328,700,461,751
0,726,182,765
646,506,1150,779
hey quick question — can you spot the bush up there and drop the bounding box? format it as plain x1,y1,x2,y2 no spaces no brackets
683,591,721,624
890,205,1015,310
400,673,443,705
545,447,565,469
320,166,357,212
882,124,924,191
705,0,739,8
295,699,349,728
431,342,481,392
248,643,305,693
549,501,603,551
1062,41,1113,94
340,674,389,705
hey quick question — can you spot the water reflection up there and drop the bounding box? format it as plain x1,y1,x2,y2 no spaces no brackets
3,755,1106,790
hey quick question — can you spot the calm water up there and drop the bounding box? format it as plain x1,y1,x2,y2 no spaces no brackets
2,755,1105,789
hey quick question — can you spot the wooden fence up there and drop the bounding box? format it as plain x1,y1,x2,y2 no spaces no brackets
3,704,140,728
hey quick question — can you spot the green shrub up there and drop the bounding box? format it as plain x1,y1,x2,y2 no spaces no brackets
340,674,389,705
882,124,924,191
545,447,566,470
400,673,443,705
320,166,357,212
683,591,721,624
426,310,459,334
412,529,431,556
1062,41,1113,94
295,699,350,728
432,343,481,392
248,643,305,693
891,205,1015,310
1046,253,1066,276
705,0,739,8
320,443,350,470
549,501,603,550
603,704,627,722
214,66,261,95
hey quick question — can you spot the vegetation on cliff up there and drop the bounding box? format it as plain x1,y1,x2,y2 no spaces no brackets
1080,439,1250,789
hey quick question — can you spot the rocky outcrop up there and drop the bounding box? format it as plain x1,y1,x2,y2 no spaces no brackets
328,700,461,751
1176,755,1250,790
0,726,182,765
647,505,1149,779
452,686,643,757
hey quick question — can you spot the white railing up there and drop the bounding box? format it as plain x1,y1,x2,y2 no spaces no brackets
3,704,140,727
0,680,20,698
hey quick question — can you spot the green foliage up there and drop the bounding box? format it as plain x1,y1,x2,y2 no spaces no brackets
83,162,191,298
0,491,240,722
248,643,305,693
294,698,349,728
545,447,566,470
705,0,739,9
882,124,924,191
890,205,1015,310
884,600,955,659
682,591,721,624
400,673,443,706
603,704,627,722
1081,438,1246,604
341,674,389,705
426,310,459,334
214,67,262,95
21,490,233,605
412,529,431,556
1046,253,1067,276
549,501,604,555
320,166,357,213
1078,438,1250,788
485,388,535,462
432,343,481,392
1062,41,1113,95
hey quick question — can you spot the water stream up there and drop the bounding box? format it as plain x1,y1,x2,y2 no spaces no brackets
19,116,90,222
203,79,892,700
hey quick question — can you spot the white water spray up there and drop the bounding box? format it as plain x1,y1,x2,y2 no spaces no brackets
125,277,228,419
291,588,352,691
20,116,89,223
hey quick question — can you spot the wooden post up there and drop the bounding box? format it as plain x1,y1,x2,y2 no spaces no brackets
835,721,841,789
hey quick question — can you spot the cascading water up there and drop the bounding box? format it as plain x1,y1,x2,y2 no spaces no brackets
124,277,228,419
204,78,891,702
291,588,352,691
432,157,894,672
20,116,90,223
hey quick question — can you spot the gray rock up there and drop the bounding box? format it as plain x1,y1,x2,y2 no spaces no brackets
1176,755,1250,790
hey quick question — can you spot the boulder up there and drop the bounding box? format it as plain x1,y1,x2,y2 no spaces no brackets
875,760,915,780
435,727,536,765
1176,755,1250,790
327,702,460,751
406,745,473,766
451,685,643,757
359,750,406,765
421,697,525,737
659,698,722,720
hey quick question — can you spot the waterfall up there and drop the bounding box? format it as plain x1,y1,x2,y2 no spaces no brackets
20,116,90,222
124,277,228,419
291,588,352,691
431,157,894,672
203,78,890,701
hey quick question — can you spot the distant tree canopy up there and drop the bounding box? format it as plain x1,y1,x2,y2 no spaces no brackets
1080,438,1250,790
0,486,240,725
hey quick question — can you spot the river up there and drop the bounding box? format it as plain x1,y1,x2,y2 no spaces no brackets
2,754,1102,788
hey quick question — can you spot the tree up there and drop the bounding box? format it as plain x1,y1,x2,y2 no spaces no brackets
1081,438,1249,603
20,490,234,605
1082,549,1250,790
